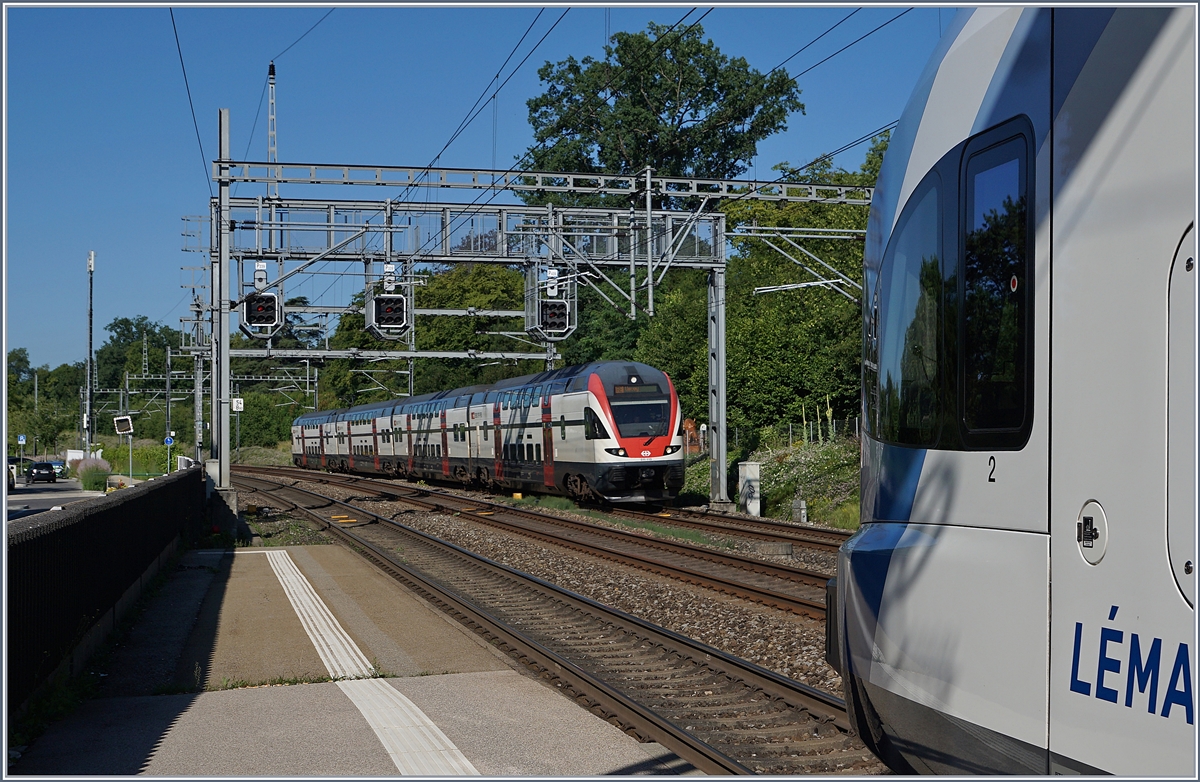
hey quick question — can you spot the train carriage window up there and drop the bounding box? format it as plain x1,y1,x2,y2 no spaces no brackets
961,131,1030,440
583,407,611,440
535,444,541,462
874,178,942,445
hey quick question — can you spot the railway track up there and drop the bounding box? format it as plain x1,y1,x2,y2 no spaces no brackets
232,472,881,774
235,465,830,618
610,507,853,553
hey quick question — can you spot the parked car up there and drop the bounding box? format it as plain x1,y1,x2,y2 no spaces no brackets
7,465,15,491
48,460,66,478
26,462,56,484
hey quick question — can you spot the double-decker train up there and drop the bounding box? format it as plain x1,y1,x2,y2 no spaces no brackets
829,7,1195,776
291,361,686,503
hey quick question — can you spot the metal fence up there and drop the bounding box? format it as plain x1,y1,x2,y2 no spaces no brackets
6,467,205,714
731,417,860,451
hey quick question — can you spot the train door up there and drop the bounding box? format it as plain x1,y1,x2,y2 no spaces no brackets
1167,225,1195,609
541,388,554,488
1047,9,1195,774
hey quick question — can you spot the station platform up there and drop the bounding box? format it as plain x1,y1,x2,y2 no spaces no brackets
11,544,698,776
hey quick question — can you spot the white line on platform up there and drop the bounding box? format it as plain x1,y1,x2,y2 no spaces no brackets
339,678,479,776
263,549,478,775
265,549,373,678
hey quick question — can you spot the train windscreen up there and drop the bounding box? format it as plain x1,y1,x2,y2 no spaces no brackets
610,400,671,438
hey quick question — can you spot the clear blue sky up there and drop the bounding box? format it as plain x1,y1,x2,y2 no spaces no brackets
4,4,954,371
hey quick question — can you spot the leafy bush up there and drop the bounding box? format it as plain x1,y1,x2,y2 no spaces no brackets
752,437,860,528
75,457,111,491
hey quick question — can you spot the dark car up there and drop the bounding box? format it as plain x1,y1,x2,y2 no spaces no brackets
26,462,56,484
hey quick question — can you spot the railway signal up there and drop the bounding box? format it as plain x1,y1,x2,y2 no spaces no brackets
540,300,569,331
243,292,280,328
366,293,409,339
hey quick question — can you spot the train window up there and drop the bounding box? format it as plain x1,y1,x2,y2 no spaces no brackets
874,177,942,446
610,400,670,438
436,445,441,458
960,128,1030,442
583,407,611,440
535,444,542,462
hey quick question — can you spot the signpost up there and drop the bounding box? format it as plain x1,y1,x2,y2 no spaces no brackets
232,397,242,464
165,434,174,474
17,434,25,467
114,416,133,485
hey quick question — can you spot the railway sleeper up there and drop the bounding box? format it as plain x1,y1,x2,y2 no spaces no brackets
676,712,817,735
745,749,883,776
714,734,857,758
700,719,839,742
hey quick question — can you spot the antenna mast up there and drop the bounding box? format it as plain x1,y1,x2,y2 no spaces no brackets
268,61,278,198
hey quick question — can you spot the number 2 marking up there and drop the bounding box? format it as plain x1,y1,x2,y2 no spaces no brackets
988,456,996,483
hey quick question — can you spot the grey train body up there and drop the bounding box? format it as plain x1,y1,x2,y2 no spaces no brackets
832,8,1196,776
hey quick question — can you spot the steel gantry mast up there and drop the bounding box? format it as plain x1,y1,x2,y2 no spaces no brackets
199,109,873,511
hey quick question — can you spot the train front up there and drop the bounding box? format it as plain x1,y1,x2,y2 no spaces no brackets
585,362,686,503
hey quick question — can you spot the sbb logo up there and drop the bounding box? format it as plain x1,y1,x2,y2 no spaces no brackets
641,450,652,457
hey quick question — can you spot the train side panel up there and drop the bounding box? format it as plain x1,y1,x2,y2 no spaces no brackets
841,6,1195,777
1046,8,1196,775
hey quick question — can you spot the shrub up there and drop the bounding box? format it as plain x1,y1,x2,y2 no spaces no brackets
75,457,111,491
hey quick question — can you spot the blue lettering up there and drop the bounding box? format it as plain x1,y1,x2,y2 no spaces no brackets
1161,643,1194,724
1095,626,1123,703
1125,634,1161,712
1070,622,1092,696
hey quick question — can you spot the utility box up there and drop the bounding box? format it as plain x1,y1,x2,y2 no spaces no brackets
738,461,761,516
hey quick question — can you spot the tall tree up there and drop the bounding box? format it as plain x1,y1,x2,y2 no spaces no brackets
636,133,890,430
522,22,804,207
520,22,804,366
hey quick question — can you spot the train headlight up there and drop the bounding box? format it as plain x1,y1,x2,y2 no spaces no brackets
663,445,681,455
604,447,628,457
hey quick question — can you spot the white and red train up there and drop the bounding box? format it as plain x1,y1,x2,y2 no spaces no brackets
291,361,686,503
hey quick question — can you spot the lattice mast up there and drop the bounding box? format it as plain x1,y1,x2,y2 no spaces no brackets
268,61,278,199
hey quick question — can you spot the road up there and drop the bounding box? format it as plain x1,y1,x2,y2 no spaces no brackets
6,478,105,520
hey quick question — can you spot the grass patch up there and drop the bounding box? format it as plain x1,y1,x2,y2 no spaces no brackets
206,673,334,691
511,494,577,512
233,444,295,467
244,513,330,547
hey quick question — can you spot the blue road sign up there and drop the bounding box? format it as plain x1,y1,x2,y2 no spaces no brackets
17,435,25,445
164,436,174,446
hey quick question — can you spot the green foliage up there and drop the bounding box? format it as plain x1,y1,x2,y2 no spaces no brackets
637,133,890,434
79,468,110,491
522,22,803,206
752,437,860,527
318,266,544,409
7,350,87,456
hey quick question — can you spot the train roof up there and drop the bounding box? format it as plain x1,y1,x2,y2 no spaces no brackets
293,360,667,424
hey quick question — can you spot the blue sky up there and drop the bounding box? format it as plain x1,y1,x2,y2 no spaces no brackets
4,4,953,370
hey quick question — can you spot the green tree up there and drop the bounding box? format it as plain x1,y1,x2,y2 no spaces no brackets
635,133,890,431
522,22,804,206
518,22,804,366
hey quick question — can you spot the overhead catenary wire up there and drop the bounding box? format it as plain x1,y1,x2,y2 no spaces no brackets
235,9,337,196
395,9,568,207
256,7,899,335
286,7,707,307
392,8,711,266
399,4,898,278
169,8,213,199
295,9,569,305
